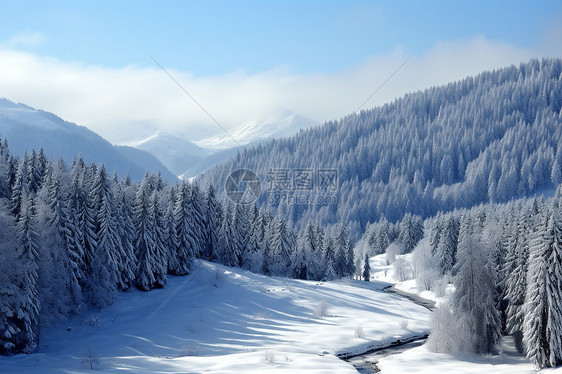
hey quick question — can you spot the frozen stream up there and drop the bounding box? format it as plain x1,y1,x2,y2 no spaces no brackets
345,285,435,373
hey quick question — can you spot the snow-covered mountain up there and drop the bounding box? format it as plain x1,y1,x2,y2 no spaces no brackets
124,108,319,179
120,131,212,176
0,98,177,183
195,107,319,150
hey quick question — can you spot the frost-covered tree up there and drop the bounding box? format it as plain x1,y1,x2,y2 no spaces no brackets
0,201,23,354
133,176,160,290
362,253,370,281
268,216,293,276
398,213,424,253
10,192,40,353
170,181,195,275
523,211,562,368
452,233,502,353
203,184,221,261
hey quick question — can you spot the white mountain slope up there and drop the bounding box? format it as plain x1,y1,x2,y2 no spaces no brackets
121,131,212,176
1,260,431,373
0,98,177,183
195,107,319,150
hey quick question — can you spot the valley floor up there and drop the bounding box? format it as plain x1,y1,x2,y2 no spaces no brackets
0,260,430,373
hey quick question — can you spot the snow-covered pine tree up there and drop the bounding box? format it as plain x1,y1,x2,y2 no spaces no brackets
36,159,83,321
113,182,137,290
362,253,370,281
435,215,458,275
189,183,206,258
0,200,22,355
504,201,533,352
268,215,293,276
322,233,337,281
203,184,221,261
10,155,29,217
84,164,118,306
452,232,502,353
333,223,354,277
12,191,41,353
523,209,562,368
64,157,87,289
170,181,195,275
150,190,168,288
133,175,159,291
398,213,424,253
0,138,12,199
233,203,250,268
244,204,264,272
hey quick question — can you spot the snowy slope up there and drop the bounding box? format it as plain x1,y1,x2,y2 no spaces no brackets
195,107,318,150
0,98,177,182
0,260,431,373
121,131,212,176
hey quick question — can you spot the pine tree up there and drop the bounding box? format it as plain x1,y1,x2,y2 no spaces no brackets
151,190,168,288
268,216,292,276
113,185,137,290
85,164,118,306
11,192,40,353
452,232,502,353
36,159,84,320
203,185,221,261
523,211,562,368
0,200,22,354
133,176,159,291
189,183,206,258
362,253,370,281
323,234,337,281
504,203,532,352
170,181,195,275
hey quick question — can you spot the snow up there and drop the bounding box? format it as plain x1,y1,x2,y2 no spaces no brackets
377,336,538,374
195,107,318,150
0,260,431,373
368,253,454,305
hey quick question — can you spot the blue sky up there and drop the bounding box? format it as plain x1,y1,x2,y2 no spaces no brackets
1,0,560,75
0,1,561,141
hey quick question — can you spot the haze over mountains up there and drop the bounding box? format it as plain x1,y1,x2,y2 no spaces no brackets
0,99,318,182
119,107,319,179
0,98,177,183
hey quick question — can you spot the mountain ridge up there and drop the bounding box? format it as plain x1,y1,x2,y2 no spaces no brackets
0,98,177,183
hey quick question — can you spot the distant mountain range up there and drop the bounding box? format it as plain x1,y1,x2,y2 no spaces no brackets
119,107,319,179
0,99,319,183
0,98,177,183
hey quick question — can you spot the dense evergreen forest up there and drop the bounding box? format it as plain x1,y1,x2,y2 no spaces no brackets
356,188,562,368
201,58,562,234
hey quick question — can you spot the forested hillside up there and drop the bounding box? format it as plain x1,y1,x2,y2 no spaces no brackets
201,58,562,233
355,187,562,368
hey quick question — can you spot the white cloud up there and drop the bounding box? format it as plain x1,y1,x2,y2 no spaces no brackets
0,36,551,144
1,31,45,49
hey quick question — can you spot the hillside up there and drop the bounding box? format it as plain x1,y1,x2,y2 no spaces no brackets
0,98,177,183
1,260,431,373
199,58,562,233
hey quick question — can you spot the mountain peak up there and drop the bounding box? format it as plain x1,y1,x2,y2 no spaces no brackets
194,108,318,150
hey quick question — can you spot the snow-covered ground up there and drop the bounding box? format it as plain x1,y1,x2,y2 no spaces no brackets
0,260,431,373
377,336,536,374
367,253,556,374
